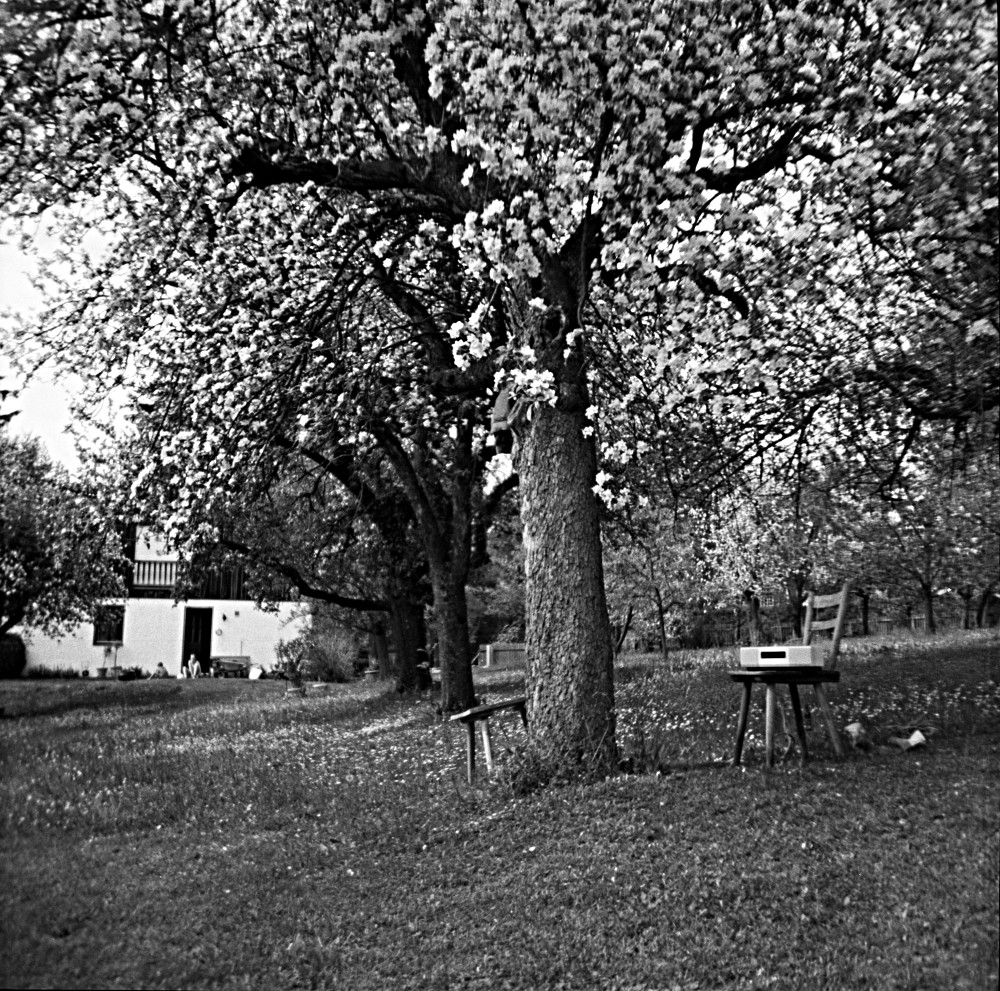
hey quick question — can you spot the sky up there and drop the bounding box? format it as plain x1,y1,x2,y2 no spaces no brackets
1,239,81,470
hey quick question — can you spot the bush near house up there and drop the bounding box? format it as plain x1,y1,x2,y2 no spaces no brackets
277,627,355,683
23,666,81,679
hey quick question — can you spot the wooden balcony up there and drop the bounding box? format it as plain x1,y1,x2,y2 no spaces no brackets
132,559,177,589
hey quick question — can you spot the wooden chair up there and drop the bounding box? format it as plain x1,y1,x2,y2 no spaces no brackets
730,582,851,767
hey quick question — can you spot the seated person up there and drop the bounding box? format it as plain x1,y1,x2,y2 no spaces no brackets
189,656,203,678
149,662,170,679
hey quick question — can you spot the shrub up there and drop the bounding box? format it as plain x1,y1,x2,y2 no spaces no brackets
277,629,354,683
24,665,80,679
0,634,27,679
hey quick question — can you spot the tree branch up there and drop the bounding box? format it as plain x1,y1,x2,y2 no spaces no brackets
218,537,387,612
697,127,799,193
230,146,419,192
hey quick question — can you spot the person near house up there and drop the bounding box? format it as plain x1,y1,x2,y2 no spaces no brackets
149,662,170,679
188,655,203,678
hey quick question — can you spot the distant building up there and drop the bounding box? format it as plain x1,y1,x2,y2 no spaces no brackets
20,527,307,677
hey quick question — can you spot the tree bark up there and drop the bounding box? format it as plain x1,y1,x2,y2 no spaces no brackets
958,586,973,630
858,589,871,637
612,603,634,656
387,594,425,691
430,568,476,711
374,423,478,713
369,619,389,669
519,401,616,773
786,574,806,639
743,589,763,646
976,584,995,627
653,585,669,663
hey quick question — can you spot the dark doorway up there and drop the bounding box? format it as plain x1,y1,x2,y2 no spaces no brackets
182,607,213,672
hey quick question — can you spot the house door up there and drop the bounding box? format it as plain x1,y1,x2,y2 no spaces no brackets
182,608,213,673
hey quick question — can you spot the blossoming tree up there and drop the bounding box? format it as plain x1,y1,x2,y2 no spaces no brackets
3,0,995,770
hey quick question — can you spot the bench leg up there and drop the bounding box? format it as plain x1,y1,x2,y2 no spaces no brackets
733,683,752,765
765,684,776,768
465,720,476,784
480,719,494,772
814,684,844,758
789,684,809,764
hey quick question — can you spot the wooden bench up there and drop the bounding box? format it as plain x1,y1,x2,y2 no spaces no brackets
449,697,527,784
211,655,251,678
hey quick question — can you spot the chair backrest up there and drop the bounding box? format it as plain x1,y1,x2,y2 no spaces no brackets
802,581,852,670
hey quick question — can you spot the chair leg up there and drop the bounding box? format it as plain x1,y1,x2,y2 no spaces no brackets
814,684,844,758
465,720,476,784
733,683,752,765
788,684,809,764
480,719,494,772
765,684,776,768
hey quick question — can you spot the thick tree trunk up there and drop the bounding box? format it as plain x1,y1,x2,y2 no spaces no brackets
387,595,424,691
519,401,616,774
378,418,477,712
430,569,476,712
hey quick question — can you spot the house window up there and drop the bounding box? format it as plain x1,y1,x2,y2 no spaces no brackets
93,605,125,645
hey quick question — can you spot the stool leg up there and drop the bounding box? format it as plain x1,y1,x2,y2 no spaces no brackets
481,719,494,772
765,684,776,768
789,684,809,764
733,683,752,765
814,684,844,758
465,720,476,784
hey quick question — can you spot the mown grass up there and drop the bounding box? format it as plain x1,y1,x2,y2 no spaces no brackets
1,631,998,990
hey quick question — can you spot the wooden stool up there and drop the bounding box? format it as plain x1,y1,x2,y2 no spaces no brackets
449,697,527,783
729,669,843,767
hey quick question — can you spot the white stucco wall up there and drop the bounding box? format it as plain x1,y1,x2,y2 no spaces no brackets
19,599,308,676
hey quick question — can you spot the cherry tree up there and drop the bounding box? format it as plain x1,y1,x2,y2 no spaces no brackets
3,0,995,771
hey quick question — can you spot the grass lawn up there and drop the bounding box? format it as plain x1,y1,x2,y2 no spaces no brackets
1,632,998,990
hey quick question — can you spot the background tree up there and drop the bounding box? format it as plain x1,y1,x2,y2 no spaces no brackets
842,427,1000,634
0,429,125,637
180,459,436,691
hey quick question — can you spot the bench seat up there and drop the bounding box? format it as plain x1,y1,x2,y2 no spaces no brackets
449,697,528,783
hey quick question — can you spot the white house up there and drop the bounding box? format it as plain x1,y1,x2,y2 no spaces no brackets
21,527,308,677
